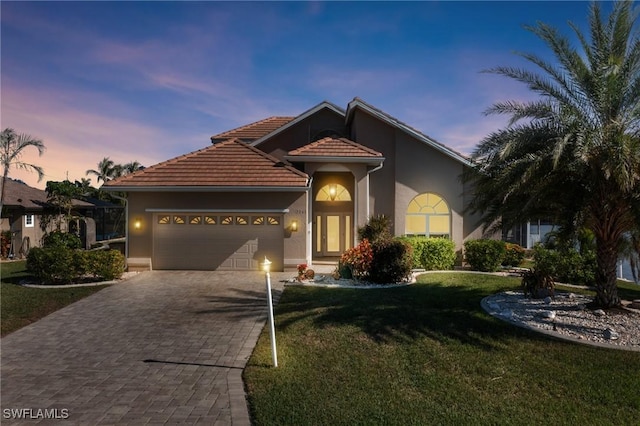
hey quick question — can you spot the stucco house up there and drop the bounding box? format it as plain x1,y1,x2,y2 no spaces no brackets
0,179,113,256
104,98,486,271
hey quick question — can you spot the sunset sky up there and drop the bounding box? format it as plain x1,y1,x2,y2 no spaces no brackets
1,1,602,189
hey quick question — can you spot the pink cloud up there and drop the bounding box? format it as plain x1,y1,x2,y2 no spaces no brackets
1,81,171,190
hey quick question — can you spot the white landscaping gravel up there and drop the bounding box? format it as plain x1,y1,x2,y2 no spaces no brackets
482,291,640,351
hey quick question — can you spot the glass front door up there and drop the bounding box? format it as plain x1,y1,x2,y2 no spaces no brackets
316,213,351,257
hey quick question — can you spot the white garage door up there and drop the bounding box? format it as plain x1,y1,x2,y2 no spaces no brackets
153,213,283,270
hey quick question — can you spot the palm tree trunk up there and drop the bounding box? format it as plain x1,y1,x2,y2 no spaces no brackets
593,234,621,308
0,166,9,217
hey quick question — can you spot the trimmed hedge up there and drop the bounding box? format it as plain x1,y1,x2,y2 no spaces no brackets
401,236,456,270
27,247,125,284
464,239,506,272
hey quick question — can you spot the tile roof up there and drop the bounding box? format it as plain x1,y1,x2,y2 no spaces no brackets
104,139,309,189
211,116,295,142
287,137,383,158
0,179,95,210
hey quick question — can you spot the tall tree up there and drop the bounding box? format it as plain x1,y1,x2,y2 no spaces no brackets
122,161,145,175
0,128,46,216
85,157,116,184
466,1,640,308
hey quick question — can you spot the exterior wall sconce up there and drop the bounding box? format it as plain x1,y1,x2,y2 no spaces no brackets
290,220,298,232
134,218,142,229
329,184,337,201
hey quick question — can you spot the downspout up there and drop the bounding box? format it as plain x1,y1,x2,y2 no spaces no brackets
366,162,384,220
109,193,129,260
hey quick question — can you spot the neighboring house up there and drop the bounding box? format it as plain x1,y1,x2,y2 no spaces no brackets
0,179,115,257
104,97,486,271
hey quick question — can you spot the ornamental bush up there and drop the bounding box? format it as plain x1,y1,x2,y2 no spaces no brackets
357,214,391,243
27,246,78,284
86,250,126,281
533,244,596,286
368,238,413,284
401,236,456,270
502,243,526,267
340,239,373,279
43,231,82,250
464,239,506,272
27,247,125,284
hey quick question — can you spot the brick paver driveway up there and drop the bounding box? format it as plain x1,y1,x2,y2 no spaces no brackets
1,271,286,425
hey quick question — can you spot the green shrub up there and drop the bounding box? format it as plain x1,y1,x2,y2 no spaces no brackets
399,237,456,270
464,239,506,272
27,247,124,284
357,215,391,243
368,238,413,284
86,250,125,281
398,236,425,269
27,246,77,284
43,231,82,250
420,238,456,270
502,243,526,267
533,244,596,286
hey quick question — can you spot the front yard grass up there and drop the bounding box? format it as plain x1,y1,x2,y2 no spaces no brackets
1,261,109,337
245,273,640,425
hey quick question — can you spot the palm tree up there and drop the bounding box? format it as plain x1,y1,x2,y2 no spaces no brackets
466,1,640,308
85,157,116,184
122,161,145,175
0,128,46,216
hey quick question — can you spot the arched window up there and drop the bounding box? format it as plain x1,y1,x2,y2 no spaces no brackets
315,184,351,202
405,193,450,237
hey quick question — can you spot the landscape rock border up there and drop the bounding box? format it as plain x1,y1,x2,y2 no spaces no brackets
482,291,640,352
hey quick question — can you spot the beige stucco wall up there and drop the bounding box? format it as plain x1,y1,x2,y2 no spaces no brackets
348,108,486,252
126,190,308,270
349,110,397,229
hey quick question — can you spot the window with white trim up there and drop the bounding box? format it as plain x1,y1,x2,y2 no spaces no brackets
24,214,34,228
405,193,450,238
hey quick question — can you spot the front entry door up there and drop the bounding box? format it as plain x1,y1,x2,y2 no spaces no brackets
316,213,352,257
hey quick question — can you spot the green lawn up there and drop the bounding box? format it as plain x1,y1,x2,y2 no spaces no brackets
1,261,109,337
245,273,640,425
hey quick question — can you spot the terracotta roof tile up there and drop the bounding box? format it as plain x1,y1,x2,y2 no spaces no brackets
104,139,309,188
288,137,383,158
211,116,295,142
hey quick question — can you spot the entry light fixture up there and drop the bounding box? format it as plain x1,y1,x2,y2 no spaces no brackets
290,220,298,232
134,218,142,229
329,184,337,201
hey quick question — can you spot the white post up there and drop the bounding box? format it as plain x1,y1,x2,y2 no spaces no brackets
263,257,278,367
619,259,623,279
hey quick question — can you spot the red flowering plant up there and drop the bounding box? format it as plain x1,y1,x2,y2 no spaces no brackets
340,239,373,279
297,263,307,276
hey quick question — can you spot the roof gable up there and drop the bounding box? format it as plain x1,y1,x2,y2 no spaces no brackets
252,101,345,148
103,139,309,190
345,97,471,166
287,137,383,159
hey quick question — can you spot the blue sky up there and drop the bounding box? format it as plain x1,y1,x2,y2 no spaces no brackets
1,1,604,189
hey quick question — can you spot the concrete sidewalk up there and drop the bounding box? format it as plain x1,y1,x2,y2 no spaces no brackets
1,270,287,425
